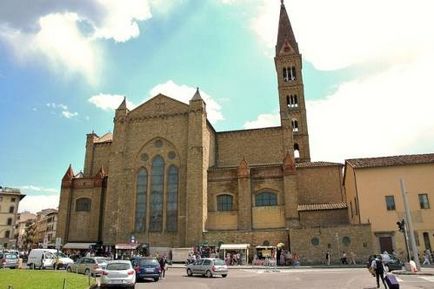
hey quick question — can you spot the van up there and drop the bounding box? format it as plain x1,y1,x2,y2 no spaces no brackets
27,249,74,269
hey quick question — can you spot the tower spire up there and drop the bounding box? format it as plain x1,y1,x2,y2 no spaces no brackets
276,0,298,55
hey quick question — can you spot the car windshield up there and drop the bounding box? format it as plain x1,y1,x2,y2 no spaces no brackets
56,252,67,258
96,258,109,264
139,259,159,266
107,263,131,270
5,254,18,259
213,259,225,265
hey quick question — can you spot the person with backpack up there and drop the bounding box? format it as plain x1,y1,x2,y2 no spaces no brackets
370,255,387,288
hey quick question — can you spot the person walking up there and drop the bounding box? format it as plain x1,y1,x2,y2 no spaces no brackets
350,251,356,265
422,250,431,265
371,255,387,288
159,256,168,279
325,251,331,265
341,251,348,264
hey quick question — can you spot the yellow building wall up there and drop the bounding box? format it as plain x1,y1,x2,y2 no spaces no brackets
348,163,434,256
252,206,285,229
206,212,238,230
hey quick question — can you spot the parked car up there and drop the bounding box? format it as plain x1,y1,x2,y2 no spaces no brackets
27,249,73,269
0,252,19,269
100,260,136,289
186,258,228,278
131,257,161,282
66,257,109,276
380,253,403,272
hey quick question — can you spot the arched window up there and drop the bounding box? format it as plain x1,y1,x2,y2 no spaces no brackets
135,168,148,232
166,165,178,232
217,194,233,211
149,155,164,232
288,95,298,107
255,192,277,207
7,218,12,225
291,119,299,132
294,143,300,159
75,198,91,212
9,206,14,213
5,230,10,238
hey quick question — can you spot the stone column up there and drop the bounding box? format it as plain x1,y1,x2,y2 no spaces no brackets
237,158,252,230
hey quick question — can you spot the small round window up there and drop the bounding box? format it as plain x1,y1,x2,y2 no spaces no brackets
168,151,176,159
342,236,351,246
141,153,149,161
311,237,320,246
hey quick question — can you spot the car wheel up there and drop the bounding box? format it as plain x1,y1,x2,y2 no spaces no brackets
205,270,212,278
66,266,72,272
84,269,90,276
187,268,193,276
154,277,159,282
222,274,227,278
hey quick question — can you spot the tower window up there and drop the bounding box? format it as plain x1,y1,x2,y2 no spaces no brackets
283,66,296,82
294,143,300,159
287,95,298,108
291,119,299,132
291,66,296,80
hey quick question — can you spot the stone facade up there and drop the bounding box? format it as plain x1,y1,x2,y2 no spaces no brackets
57,2,373,263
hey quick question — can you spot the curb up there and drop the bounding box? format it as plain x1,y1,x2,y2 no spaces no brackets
393,270,434,276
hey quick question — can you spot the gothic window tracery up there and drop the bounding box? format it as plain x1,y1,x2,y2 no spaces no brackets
149,155,164,232
166,165,178,232
283,66,297,82
135,168,147,232
291,119,299,132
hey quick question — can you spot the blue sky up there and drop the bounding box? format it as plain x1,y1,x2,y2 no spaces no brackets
1,0,434,213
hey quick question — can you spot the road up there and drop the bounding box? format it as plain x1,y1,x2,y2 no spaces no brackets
133,267,434,289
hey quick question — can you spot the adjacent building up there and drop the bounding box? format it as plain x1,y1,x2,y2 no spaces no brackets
0,186,25,249
57,2,373,263
344,154,434,259
15,211,37,250
35,208,58,248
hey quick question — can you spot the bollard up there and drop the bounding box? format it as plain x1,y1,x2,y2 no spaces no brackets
63,278,66,289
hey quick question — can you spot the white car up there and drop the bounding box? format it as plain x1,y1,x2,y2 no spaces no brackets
186,258,228,278
100,260,136,289
27,249,74,269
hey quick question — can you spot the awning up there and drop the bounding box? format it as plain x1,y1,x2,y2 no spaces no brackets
115,243,140,250
219,244,250,250
63,242,96,249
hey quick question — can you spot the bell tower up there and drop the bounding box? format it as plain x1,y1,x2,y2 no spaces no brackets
275,0,310,162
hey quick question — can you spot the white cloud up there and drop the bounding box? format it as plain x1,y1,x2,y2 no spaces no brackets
88,93,134,111
0,0,178,83
62,111,79,119
18,185,58,194
149,80,224,124
18,195,59,214
243,113,280,129
46,102,78,119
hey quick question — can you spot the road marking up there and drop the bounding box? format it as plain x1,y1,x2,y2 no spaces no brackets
420,276,434,282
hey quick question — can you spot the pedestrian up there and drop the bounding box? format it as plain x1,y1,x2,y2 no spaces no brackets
350,251,356,264
341,251,348,264
159,255,168,278
371,255,387,288
422,250,431,265
325,251,331,265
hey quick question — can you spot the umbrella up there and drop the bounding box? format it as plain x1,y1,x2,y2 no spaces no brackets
276,242,285,248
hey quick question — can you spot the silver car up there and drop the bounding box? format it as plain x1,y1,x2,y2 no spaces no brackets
66,257,109,276
0,252,19,269
100,260,136,289
186,258,228,278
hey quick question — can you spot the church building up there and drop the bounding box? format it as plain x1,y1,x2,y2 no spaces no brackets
57,2,373,263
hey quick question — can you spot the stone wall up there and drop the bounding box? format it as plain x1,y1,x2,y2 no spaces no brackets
216,127,283,167
290,224,373,264
299,209,349,227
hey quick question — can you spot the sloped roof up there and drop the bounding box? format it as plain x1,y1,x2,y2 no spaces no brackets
346,153,434,169
95,132,113,143
296,161,343,168
297,202,347,212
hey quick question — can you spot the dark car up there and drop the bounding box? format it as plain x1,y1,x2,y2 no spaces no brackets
131,257,161,282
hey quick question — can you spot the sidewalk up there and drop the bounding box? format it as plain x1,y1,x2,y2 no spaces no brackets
393,265,434,276
170,263,366,270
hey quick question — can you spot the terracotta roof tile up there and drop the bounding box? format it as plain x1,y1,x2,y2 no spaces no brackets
297,202,347,212
95,132,113,143
346,153,434,169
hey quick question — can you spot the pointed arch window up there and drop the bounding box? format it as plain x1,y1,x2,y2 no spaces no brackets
291,119,299,132
135,168,148,232
287,95,298,108
294,143,300,159
217,194,233,211
255,192,277,207
149,155,164,232
283,66,297,82
76,198,91,212
166,165,178,232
